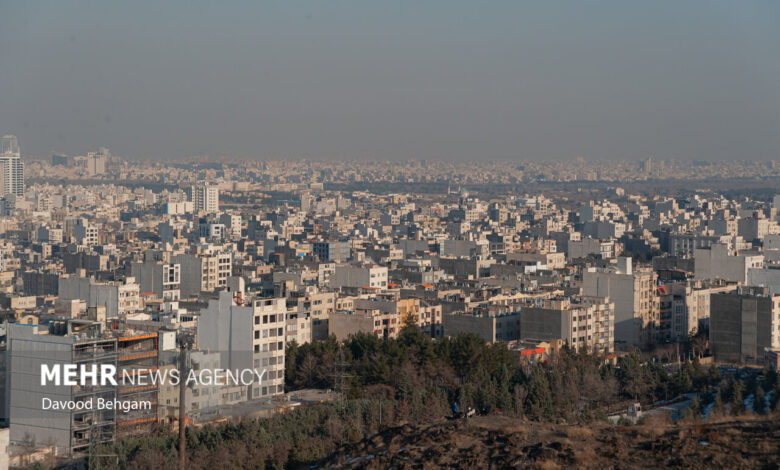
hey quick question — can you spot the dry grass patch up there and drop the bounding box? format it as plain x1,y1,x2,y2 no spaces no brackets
564,425,594,439
573,445,599,466
533,459,561,470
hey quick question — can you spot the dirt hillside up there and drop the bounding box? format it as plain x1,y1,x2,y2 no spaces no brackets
311,415,780,469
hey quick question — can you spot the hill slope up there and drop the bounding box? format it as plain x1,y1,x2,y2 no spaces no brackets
310,416,780,469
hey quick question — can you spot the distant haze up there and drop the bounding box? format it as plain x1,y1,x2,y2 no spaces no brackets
1,1,779,161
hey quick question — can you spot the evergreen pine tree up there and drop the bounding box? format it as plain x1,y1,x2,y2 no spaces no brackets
753,386,766,414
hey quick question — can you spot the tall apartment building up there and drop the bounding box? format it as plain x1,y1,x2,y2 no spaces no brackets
710,288,780,363
131,261,181,300
5,321,118,456
191,183,219,213
219,212,243,238
73,220,99,246
174,252,232,298
85,148,110,176
285,290,336,343
517,297,614,353
657,281,737,342
582,257,659,348
198,292,286,400
0,135,24,196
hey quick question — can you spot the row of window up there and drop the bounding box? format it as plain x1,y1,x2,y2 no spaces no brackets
253,384,285,397
255,327,284,339
254,341,284,352
255,313,283,325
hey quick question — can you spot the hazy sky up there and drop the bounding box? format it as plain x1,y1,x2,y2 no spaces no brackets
1,1,779,161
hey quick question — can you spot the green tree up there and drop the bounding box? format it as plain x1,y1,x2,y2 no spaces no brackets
753,386,766,414
711,393,724,417
731,381,745,415
688,395,702,420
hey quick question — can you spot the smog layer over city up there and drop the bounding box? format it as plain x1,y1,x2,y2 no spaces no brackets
1,1,780,469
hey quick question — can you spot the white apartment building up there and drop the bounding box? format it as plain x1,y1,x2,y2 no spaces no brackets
198,292,286,400
131,261,181,300
582,257,659,348
191,183,219,213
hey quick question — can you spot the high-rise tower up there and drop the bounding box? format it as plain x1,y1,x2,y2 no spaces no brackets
0,134,24,196
191,182,219,213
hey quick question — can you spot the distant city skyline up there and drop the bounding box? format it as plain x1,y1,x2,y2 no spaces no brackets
2,1,779,161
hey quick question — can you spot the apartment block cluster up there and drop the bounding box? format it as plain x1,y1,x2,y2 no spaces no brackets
1,139,780,456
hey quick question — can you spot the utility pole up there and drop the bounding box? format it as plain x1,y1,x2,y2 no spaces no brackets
178,344,186,470
332,347,352,411
88,417,118,469
177,339,192,470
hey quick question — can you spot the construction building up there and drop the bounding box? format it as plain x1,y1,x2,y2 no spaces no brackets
5,320,117,456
